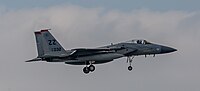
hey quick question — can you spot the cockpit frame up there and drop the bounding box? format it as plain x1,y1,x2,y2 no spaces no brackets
125,39,151,44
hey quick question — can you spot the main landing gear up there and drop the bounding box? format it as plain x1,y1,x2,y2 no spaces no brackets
83,61,95,74
83,65,95,74
127,56,134,71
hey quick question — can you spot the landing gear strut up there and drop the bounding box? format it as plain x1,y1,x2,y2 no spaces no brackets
127,56,134,71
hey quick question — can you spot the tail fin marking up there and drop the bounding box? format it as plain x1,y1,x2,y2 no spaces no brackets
40,30,66,56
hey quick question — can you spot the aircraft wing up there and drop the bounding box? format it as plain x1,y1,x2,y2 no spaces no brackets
68,47,124,56
122,47,138,56
73,47,123,51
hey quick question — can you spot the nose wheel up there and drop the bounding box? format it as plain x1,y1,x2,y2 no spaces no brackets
127,56,134,71
128,66,133,71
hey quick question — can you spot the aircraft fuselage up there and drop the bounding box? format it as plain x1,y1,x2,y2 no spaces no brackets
27,30,177,74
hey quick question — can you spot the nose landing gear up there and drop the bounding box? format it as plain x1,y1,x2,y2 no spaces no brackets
128,66,133,71
127,56,134,71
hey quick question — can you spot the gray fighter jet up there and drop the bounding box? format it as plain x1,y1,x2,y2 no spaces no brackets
27,29,177,74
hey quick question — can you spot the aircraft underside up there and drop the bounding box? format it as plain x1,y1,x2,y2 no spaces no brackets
65,59,113,65
65,52,123,64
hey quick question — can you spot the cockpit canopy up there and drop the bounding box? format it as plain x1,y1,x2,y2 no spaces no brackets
125,39,151,44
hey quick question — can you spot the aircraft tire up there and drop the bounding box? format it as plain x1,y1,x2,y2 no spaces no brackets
83,67,90,74
128,66,133,71
89,65,95,72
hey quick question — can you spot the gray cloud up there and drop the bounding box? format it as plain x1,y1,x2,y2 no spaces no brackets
0,5,200,91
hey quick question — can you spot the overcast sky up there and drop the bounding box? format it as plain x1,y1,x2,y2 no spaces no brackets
0,0,200,91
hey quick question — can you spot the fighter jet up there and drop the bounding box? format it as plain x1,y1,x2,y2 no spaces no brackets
26,29,177,74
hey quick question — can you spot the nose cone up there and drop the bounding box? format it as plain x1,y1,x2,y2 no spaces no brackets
161,46,177,54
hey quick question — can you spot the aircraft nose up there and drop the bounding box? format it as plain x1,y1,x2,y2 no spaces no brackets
161,46,177,53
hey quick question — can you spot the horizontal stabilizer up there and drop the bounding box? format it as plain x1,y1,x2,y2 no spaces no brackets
25,58,42,62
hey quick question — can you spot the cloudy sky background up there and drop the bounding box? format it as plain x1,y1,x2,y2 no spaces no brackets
0,0,200,91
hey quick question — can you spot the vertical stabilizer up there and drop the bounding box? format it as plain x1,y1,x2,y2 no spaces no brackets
40,29,66,56
34,31,44,57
